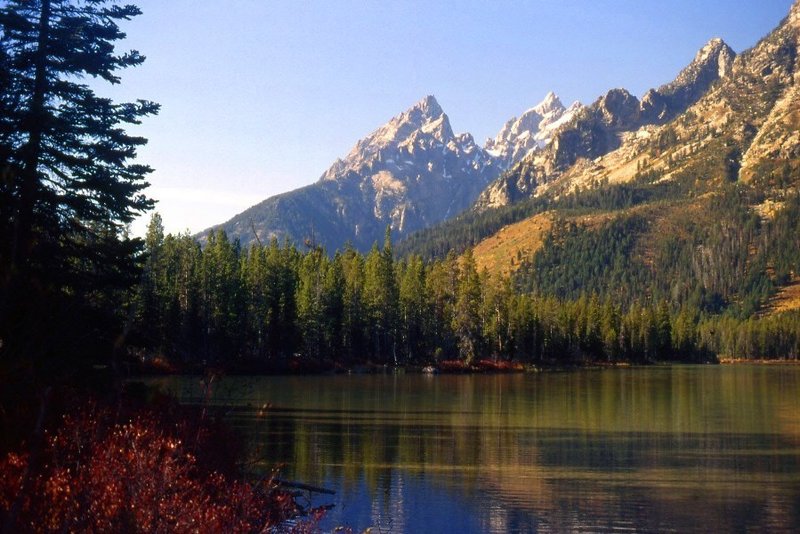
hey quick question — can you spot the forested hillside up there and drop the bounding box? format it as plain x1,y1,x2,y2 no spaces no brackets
132,209,800,370
392,2,800,362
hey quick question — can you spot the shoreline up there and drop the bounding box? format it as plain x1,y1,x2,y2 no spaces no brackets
719,358,800,365
129,357,730,377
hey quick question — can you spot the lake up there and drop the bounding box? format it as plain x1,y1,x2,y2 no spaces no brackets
150,365,800,533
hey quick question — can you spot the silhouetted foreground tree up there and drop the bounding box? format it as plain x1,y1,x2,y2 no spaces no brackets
0,0,158,385
0,7,321,532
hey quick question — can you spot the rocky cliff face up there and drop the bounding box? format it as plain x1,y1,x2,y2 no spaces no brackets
206,96,501,251
735,0,800,185
641,38,735,124
548,0,800,201
474,38,738,211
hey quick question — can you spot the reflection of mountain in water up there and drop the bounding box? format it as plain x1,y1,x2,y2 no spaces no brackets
152,367,800,533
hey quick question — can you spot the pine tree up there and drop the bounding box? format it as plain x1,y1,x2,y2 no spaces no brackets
322,252,345,356
264,238,299,360
0,0,158,370
453,248,483,365
339,245,366,362
200,230,243,361
296,246,328,360
363,228,399,364
398,255,427,363
241,242,269,359
425,251,458,360
136,212,165,349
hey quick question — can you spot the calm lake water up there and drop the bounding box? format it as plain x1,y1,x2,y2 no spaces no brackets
150,366,800,533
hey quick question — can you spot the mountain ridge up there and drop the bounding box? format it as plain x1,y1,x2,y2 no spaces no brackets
204,4,796,256
473,37,738,211
399,0,800,322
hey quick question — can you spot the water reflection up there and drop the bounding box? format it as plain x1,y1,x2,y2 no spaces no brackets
151,366,800,532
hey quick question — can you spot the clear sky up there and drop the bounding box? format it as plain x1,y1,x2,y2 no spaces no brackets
104,0,795,236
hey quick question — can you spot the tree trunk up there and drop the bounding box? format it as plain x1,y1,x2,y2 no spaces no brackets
12,0,51,275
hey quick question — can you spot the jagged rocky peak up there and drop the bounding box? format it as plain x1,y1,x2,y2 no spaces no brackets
679,37,736,83
303,93,500,245
596,88,641,127
702,38,736,77
790,0,800,24
401,95,449,134
216,93,503,252
485,91,582,168
374,94,453,146
453,132,478,152
534,91,563,115
641,38,736,124
320,95,457,182
414,94,443,117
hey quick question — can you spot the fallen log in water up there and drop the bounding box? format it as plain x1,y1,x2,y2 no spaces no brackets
274,478,336,495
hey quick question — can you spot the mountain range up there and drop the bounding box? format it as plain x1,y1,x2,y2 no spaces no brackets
474,37,736,210
204,90,574,251
396,0,800,318
205,1,800,265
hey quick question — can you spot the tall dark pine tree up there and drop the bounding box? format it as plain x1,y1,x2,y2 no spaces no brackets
0,1,157,376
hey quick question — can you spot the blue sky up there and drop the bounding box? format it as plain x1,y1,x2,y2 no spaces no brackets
106,0,795,236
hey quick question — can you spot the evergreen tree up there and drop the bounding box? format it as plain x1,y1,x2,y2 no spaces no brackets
263,239,299,360
425,251,459,361
481,277,514,360
296,246,328,360
160,232,202,361
340,245,367,362
322,252,345,356
363,228,399,364
453,249,483,365
241,242,269,359
0,0,158,373
200,230,243,361
398,255,427,363
136,213,165,350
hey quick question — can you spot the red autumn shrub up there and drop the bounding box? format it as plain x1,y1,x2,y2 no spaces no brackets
475,359,525,372
0,404,303,533
437,360,470,373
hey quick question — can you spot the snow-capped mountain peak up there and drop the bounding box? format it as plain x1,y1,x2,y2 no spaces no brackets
485,92,582,168
323,95,456,181
307,95,499,244
414,94,443,117
533,91,564,116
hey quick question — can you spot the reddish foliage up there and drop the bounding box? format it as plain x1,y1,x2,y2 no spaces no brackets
436,359,524,373
475,359,525,372
0,404,305,533
437,360,471,373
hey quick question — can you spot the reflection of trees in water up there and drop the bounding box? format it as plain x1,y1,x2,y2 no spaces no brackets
159,368,800,531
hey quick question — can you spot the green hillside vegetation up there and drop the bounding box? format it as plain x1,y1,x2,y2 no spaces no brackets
393,149,800,363
394,8,800,362
133,200,800,369
516,186,800,315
